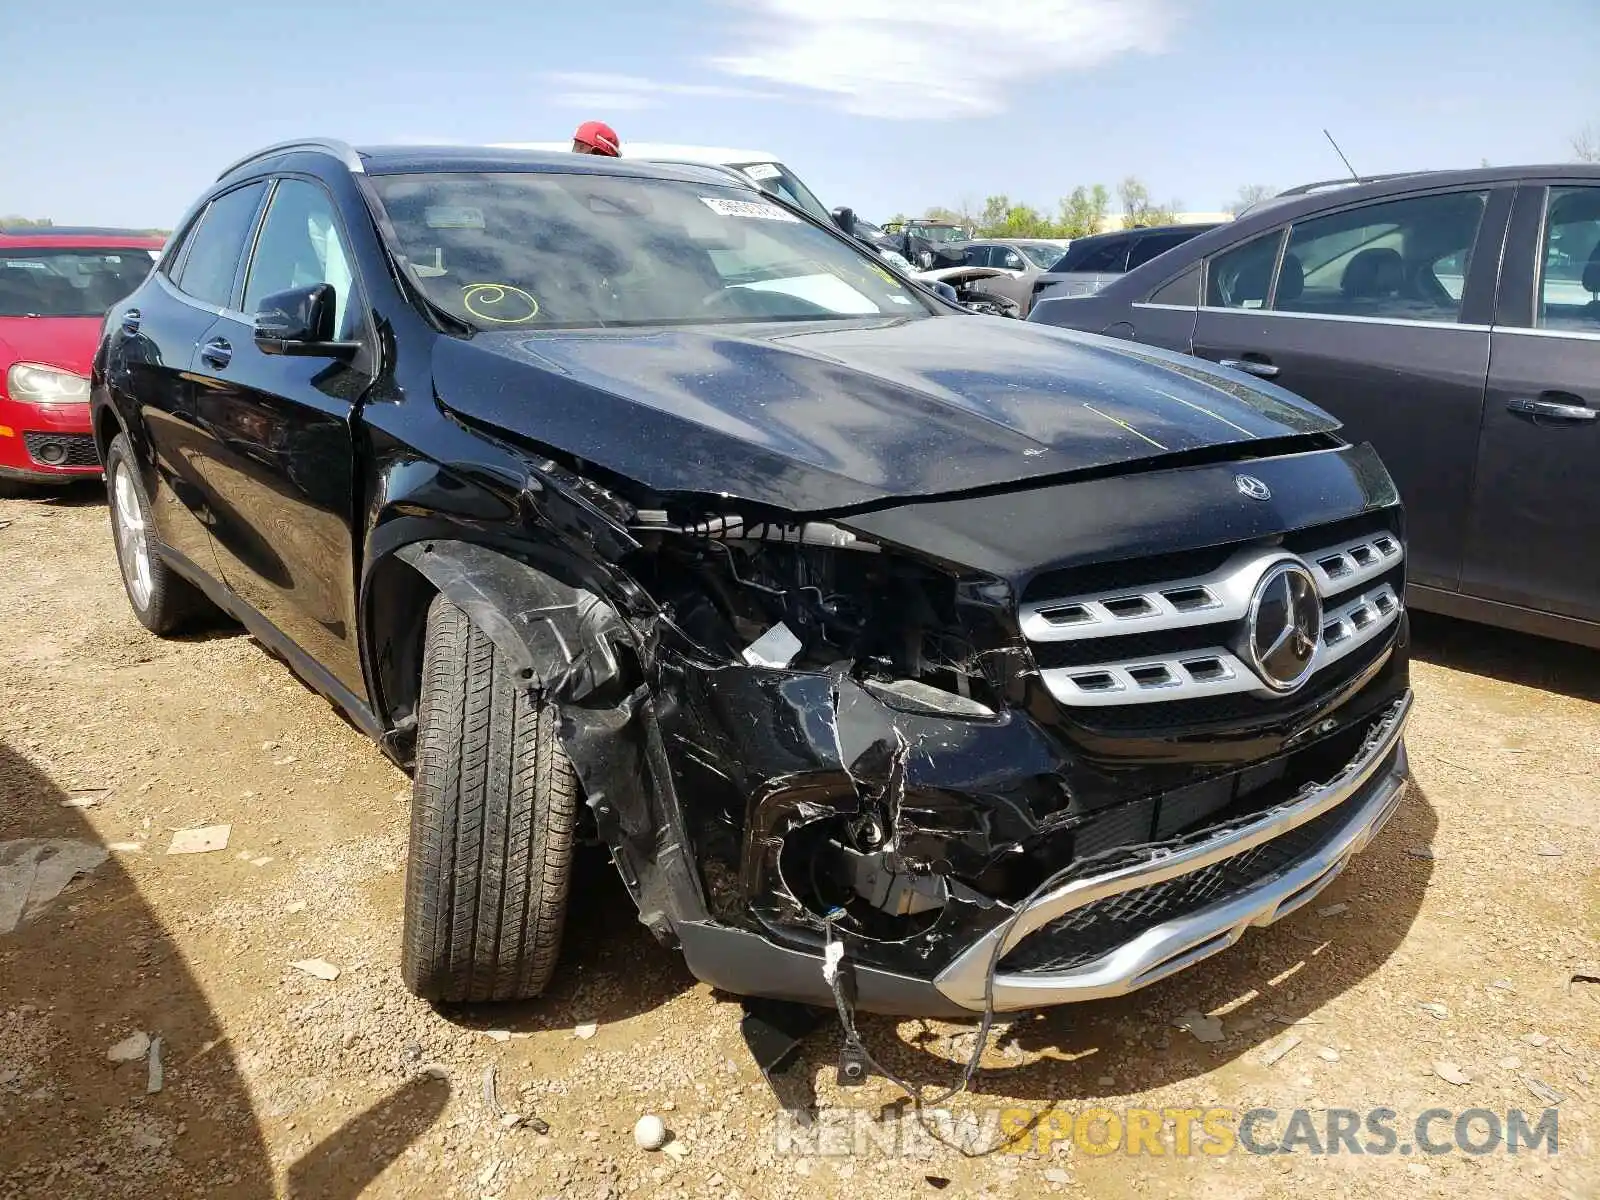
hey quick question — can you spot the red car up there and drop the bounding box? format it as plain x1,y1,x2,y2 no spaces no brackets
0,226,165,492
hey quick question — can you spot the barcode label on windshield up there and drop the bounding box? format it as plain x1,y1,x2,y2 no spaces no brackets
699,196,800,222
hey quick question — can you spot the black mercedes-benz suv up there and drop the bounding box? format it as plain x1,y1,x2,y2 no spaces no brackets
92,140,1412,1017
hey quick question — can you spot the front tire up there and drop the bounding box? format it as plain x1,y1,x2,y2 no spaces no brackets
401,593,579,1003
104,434,213,635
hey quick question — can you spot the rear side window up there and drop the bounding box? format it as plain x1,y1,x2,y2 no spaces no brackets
1275,191,1487,323
1205,231,1284,309
1538,186,1600,332
173,182,267,308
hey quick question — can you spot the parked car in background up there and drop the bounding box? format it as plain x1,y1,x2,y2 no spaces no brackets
1032,223,1221,304
1030,164,1600,648
959,239,1071,314
94,140,1412,1019
0,226,163,493
883,219,974,269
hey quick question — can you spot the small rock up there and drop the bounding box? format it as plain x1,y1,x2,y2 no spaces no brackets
499,1112,526,1130
289,959,340,981
260,741,279,751
1535,843,1563,857
107,842,143,853
662,1139,689,1160
484,1030,511,1042
273,756,299,766
284,900,306,914
1433,1061,1470,1086
1174,1011,1224,1043
1500,1056,1522,1070
1317,1047,1340,1062
1405,845,1434,859
146,1036,164,1094
1523,1075,1565,1105
167,825,231,855
574,1022,598,1040
477,1159,502,1187
249,856,273,868
1489,979,1513,991
1407,1163,1431,1178
107,1032,150,1063
1043,1168,1071,1185
1316,903,1348,918
1577,1069,1593,1086
1521,1032,1550,1047
1419,1002,1449,1020
634,1115,668,1150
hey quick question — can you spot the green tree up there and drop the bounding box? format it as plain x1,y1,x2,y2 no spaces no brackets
1227,184,1274,216
1057,185,1110,237
0,216,53,228
1118,176,1180,227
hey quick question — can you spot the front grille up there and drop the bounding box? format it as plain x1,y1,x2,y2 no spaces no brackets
22,432,99,468
1019,511,1404,712
1001,779,1372,975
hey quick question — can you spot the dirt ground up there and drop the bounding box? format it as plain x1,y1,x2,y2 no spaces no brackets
1,483,1596,1200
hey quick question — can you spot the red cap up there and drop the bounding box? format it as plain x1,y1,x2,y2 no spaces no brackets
573,121,621,156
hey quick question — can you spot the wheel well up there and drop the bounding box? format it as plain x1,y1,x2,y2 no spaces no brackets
365,554,438,754
93,406,123,463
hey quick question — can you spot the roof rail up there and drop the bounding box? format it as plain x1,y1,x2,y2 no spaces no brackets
216,138,365,181
1275,171,1427,198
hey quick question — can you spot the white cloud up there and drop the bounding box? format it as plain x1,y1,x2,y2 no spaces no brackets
547,72,781,111
710,0,1174,119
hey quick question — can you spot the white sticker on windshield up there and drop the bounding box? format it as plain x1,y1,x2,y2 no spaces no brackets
742,163,782,182
425,206,486,230
699,196,800,222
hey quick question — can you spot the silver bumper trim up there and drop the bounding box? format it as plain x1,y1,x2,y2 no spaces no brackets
933,693,1413,1011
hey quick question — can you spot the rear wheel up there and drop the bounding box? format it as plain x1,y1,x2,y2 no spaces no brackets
401,593,579,1003
104,434,213,635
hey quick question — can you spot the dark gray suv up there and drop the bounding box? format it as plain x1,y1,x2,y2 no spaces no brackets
1030,166,1600,648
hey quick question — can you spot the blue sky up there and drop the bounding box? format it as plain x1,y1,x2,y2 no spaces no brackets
4,0,1596,229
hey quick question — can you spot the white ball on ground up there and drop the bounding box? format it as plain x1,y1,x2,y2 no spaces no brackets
634,1114,668,1151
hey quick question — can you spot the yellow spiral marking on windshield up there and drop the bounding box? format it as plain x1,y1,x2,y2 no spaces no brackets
462,282,540,324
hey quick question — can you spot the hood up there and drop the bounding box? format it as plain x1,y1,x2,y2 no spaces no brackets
432,315,1339,513
0,317,102,379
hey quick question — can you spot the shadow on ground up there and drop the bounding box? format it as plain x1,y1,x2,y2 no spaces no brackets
0,744,451,1199
1410,610,1600,702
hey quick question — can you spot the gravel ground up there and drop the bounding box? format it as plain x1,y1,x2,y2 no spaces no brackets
0,484,1596,1200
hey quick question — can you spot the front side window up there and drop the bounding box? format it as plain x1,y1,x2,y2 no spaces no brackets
243,179,361,339
0,248,158,317
997,248,1026,271
370,171,935,330
1538,186,1600,332
1019,244,1064,269
173,182,267,308
1276,191,1488,322
1204,231,1283,309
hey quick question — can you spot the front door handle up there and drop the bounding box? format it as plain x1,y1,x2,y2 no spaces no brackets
1219,357,1280,379
1506,394,1597,422
120,308,141,335
199,337,232,370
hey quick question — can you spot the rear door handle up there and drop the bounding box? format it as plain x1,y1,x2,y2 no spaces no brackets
1506,394,1597,422
199,337,232,370
1219,357,1280,379
120,308,140,335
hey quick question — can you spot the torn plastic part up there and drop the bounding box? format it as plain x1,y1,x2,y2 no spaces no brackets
395,540,631,701
631,512,881,553
743,622,803,669
836,843,949,916
861,677,994,719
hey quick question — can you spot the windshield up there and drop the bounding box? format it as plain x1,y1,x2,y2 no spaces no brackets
1019,244,1065,269
728,161,832,224
0,248,158,317
908,223,970,244
371,171,934,330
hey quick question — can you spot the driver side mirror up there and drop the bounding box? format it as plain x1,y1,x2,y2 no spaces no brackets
253,283,358,358
831,206,857,237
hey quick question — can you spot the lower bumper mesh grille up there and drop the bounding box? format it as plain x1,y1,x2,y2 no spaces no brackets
999,770,1385,976
23,432,99,468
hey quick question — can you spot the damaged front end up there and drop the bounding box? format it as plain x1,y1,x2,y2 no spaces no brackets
403,438,1413,1018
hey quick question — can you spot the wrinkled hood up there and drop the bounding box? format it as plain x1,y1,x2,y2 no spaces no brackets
432,315,1339,513
0,317,102,379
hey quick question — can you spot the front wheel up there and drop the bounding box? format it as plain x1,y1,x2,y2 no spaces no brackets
401,593,580,1003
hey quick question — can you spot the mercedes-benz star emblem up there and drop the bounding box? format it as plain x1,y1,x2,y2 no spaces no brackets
1235,474,1272,501
1247,562,1323,692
